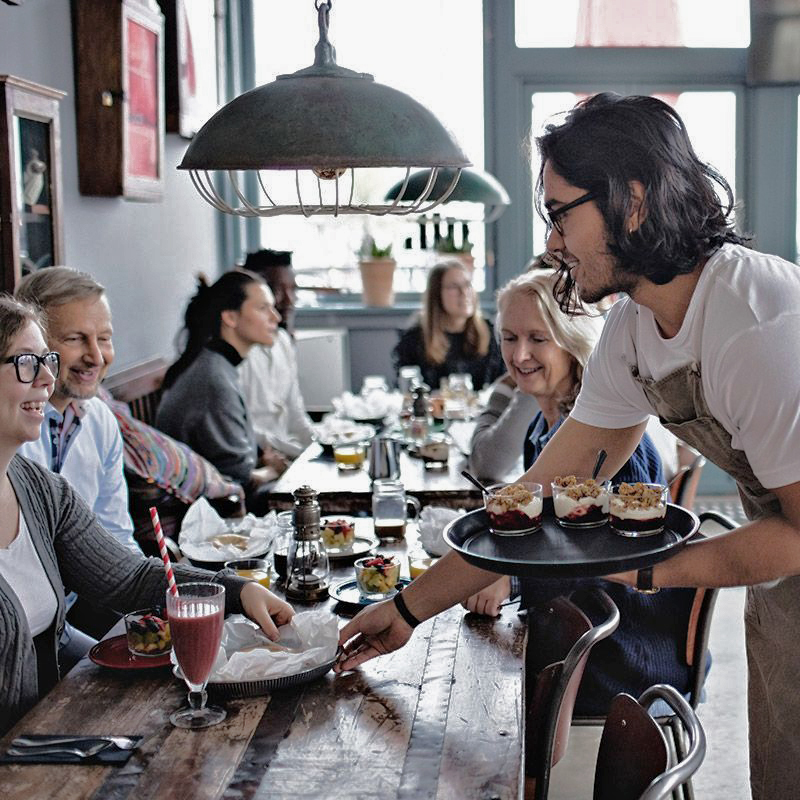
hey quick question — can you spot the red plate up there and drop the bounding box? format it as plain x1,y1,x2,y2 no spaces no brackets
89,634,172,670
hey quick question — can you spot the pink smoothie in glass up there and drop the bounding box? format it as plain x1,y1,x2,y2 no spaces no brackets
170,603,224,686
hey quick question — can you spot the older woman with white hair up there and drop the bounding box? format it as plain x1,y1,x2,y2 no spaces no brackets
466,268,699,716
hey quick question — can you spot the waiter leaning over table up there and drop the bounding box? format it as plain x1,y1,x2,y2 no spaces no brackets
336,93,800,800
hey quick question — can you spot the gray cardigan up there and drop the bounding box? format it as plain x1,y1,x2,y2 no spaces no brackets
156,346,257,485
0,455,249,733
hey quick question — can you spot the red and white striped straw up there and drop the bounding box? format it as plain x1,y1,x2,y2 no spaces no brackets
149,506,178,596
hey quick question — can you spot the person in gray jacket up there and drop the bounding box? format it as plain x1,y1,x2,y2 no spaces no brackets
0,296,294,733
156,271,282,515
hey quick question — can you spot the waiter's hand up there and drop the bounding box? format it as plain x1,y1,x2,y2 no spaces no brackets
604,569,637,587
462,575,511,617
335,600,413,672
240,582,295,640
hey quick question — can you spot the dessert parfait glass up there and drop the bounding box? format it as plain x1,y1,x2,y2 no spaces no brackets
167,582,226,729
124,607,171,658
551,476,611,528
609,482,669,537
484,482,544,535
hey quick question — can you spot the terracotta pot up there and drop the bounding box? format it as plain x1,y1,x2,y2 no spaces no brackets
359,258,396,306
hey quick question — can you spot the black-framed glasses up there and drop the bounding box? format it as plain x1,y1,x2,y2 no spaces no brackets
3,352,60,383
547,191,596,236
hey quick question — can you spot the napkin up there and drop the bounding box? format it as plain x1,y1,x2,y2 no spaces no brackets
418,506,465,557
331,391,403,421
179,499,275,563
0,735,142,765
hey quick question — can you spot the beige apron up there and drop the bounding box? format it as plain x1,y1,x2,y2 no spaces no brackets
632,359,800,800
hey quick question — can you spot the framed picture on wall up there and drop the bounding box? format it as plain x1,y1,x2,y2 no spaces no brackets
71,0,165,201
159,0,221,138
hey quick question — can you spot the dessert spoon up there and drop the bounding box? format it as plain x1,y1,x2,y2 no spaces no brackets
461,470,491,494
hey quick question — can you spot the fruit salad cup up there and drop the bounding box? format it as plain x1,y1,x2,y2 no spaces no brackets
354,555,401,600
321,518,356,550
125,608,172,658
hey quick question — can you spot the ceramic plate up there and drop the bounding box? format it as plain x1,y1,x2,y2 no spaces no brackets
329,578,413,608
89,634,172,670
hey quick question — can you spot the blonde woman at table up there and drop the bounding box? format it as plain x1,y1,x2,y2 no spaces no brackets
464,269,698,715
0,296,294,734
392,260,504,391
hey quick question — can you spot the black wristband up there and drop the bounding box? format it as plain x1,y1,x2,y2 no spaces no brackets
393,590,422,628
635,566,660,594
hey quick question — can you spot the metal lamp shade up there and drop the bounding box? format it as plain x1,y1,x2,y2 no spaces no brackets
385,167,510,222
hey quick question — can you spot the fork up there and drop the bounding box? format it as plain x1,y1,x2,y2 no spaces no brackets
12,735,138,750
7,741,113,758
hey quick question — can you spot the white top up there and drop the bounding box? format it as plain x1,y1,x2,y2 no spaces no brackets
571,243,800,490
0,510,58,636
238,330,315,459
18,397,136,550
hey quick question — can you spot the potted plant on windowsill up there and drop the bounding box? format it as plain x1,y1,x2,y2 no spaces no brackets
358,237,396,307
434,227,474,273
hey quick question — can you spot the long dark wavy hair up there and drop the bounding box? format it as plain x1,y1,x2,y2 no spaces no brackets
163,270,262,389
535,93,748,312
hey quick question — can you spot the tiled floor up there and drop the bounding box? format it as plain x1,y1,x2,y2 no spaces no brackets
549,495,752,799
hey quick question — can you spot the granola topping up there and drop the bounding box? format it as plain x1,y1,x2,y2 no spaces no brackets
613,482,666,510
553,475,605,500
489,483,534,512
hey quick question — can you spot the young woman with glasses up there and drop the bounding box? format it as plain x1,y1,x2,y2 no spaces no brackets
0,295,293,734
392,260,503,391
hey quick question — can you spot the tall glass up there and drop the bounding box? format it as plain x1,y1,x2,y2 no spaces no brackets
167,582,226,729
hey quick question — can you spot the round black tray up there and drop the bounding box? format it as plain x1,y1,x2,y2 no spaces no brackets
443,501,699,578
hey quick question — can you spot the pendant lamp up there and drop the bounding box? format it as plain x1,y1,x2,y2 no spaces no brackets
384,167,511,223
178,0,470,218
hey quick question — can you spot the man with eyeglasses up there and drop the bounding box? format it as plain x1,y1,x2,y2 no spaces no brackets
336,93,800,800
15,268,138,665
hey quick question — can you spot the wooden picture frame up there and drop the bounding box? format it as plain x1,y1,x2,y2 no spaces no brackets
71,0,165,201
0,75,66,292
159,0,221,138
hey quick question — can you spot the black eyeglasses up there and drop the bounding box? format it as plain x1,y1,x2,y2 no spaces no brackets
547,191,596,236
3,352,60,383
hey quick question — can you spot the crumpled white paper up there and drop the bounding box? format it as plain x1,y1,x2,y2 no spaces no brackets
205,610,339,682
179,497,275,563
332,390,403,421
418,506,465,557
312,415,376,445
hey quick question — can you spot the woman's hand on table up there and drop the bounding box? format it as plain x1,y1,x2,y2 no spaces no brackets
462,576,511,617
240,582,295,640
334,600,414,672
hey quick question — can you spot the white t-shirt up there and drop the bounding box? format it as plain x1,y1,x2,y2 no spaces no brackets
571,243,800,490
0,510,58,636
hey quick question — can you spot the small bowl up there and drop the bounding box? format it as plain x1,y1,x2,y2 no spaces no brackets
484,482,543,536
354,555,401,600
551,476,611,528
124,607,171,658
224,558,272,589
609,482,669,537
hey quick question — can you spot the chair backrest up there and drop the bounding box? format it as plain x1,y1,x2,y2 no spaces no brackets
594,684,706,800
668,450,706,510
525,588,620,800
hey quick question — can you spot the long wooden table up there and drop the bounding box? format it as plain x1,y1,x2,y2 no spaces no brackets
0,526,527,800
270,442,490,514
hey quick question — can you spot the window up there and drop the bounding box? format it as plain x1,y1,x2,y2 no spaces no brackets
252,0,485,299
515,0,750,48
530,91,738,251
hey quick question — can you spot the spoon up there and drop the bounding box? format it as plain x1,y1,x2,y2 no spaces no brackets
461,470,491,494
591,449,608,480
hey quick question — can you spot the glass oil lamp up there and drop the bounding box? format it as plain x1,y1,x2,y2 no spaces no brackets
285,485,330,601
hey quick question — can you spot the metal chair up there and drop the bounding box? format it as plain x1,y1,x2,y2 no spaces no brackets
593,684,707,800
668,448,706,510
524,588,620,800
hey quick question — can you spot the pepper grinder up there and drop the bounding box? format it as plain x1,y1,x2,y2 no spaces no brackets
285,485,330,602
409,384,431,444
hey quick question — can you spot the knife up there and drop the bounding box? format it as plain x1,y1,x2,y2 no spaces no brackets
12,735,138,749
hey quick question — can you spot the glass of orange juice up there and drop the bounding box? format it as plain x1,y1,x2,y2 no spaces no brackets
408,551,438,579
224,558,271,589
333,441,366,471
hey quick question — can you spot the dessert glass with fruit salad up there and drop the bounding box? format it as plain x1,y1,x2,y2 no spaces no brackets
124,608,172,657
321,518,356,551
484,482,543,535
354,555,401,600
551,475,611,528
609,482,669,537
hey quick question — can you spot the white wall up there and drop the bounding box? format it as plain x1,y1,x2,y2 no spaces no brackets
0,0,222,370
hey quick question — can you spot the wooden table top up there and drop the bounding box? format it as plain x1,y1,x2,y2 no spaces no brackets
270,443,489,514
0,527,527,800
